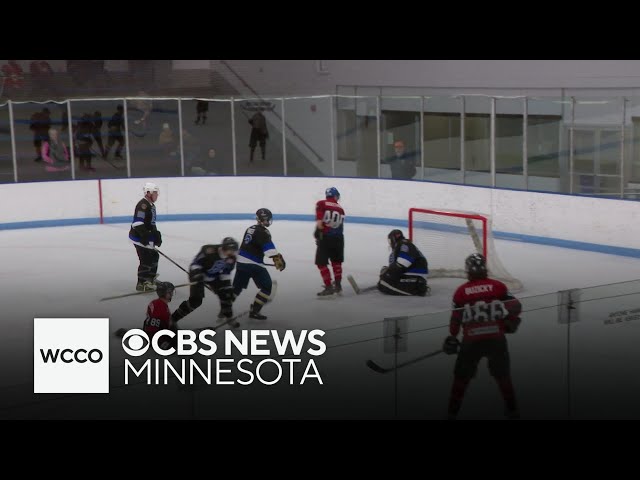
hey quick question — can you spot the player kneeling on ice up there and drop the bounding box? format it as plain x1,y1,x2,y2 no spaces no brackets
233,208,285,320
443,253,522,420
377,229,429,296
143,281,177,350
170,237,239,325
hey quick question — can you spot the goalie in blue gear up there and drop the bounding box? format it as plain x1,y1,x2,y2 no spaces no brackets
378,229,429,296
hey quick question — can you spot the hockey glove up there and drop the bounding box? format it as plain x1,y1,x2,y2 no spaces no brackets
139,231,150,246
314,228,323,242
381,265,402,283
443,336,460,355
155,230,162,247
504,317,521,334
271,253,286,271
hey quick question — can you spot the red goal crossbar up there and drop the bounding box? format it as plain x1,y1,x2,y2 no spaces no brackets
408,208,488,258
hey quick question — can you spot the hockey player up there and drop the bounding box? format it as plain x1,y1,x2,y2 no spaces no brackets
314,187,346,297
443,253,523,420
171,237,239,324
378,230,429,296
233,208,286,320
143,281,176,350
129,182,163,291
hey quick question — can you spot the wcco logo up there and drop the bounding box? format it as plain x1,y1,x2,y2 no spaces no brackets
40,348,104,364
34,318,109,394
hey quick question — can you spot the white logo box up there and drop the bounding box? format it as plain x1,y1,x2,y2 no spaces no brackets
34,318,109,394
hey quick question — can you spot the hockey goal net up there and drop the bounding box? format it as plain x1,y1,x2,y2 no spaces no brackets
408,208,523,292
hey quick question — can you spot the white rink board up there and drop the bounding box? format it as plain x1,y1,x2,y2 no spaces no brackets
0,176,638,252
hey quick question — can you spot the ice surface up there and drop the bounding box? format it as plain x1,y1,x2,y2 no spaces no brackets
1,219,639,418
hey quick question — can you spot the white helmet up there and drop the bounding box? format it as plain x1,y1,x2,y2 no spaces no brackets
143,182,159,195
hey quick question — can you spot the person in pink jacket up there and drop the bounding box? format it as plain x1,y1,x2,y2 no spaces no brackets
41,128,70,172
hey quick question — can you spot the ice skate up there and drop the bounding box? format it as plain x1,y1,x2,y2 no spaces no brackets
317,284,335,297
249,303,267,320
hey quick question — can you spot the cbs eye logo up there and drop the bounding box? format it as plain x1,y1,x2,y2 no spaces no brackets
121,329,150,356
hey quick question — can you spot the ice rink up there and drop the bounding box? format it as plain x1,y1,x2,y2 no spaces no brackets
2,219,640,419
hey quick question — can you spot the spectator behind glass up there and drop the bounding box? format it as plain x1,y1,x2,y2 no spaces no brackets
248,109,268,162
92,110,105,157
75,113,95,172
158,123,177,156
388,140,417,180
195,100,208,125
1,60,25,98
30,107,52,162
132,91,152,126
41,128,70,172
105,104,125,159
190,147,219,176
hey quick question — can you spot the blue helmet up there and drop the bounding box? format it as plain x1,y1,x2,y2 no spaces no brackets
325,187,340,200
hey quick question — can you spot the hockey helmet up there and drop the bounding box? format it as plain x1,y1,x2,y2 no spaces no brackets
256,208,273,227
465,253,488,279
143,182,159,195
221,237,239,254
325,187,340,201
387,229,405,247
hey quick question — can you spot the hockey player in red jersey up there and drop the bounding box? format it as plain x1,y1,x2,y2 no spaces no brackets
143,281,176,350
314,187,345,297
443,253,522,420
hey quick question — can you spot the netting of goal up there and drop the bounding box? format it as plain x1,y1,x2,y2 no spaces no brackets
408,208,523,292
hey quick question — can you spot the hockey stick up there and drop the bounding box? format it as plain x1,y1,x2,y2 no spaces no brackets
156,248,237,310
100,282,197,301
365,349,444,374
346,274,378,295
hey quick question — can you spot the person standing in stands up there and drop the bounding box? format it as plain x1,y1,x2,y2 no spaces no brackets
104,105,125,159
388,140,417,180
75,113,95,172
30,107,51,162
249,109,268,162
195,100,208,125
92,111,105,157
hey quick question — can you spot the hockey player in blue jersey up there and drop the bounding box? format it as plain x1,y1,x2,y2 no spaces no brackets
129,182,162,291
378,229,429,296
170,237,239,325
233,208,286,320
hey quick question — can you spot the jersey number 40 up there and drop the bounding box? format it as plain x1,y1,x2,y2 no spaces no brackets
461,300,509,323
323,210,345,229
